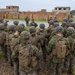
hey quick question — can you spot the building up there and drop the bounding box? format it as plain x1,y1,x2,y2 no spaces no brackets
0,6,19,13
52,7,70,14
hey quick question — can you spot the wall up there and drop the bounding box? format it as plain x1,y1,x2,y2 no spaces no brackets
0,11,71,21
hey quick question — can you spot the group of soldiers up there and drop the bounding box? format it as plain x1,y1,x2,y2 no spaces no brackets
0,16,75,75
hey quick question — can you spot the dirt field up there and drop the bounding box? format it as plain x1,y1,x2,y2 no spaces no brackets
0,57,14,75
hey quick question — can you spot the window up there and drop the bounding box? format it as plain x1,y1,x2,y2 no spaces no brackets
9,7,10,9
59,8,61,10
63,8,66,10
55,8,57,10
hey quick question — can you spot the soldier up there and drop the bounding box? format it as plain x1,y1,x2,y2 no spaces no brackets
25,16,30,26
48,17,52,24
61,21,67,37
9,25,24,52
64,27,75,75
29,19,38,28
6,25,16,66
48,26,68,75
46,20,54,42
12,31,41,75
37,24,47,63
13,21,19,26
0,24,8,61
29,26,41,49
48,22,59,41
53,16,58,23
8,25,23,66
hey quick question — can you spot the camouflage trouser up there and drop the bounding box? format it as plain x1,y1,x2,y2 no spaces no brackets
26,22,29,26
20,69,36,75
42,46,46,62
13,59,19,75
49,61,63,75
1,44,8,61
64,56,75,74
7,48,13,66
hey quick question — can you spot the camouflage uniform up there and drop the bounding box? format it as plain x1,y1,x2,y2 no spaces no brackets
29,19,38,27
9,25,24,73
0,23,8,61
64,27,75,75
37,24,48,75
37,24,47,62
12,31,42,75
6,25,15,66
48,26,68,75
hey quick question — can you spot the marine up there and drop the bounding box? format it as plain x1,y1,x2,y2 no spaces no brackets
29,19,38,28
12,31,42,75
47,26,68,75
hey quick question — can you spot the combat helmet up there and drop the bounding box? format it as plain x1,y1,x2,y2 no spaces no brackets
54,26,64,33
66,27,75,36
63,18,68,22
20,23,25,28
20,31,30,43
68,18,73,23
15,25,24,33
13,21,19,26
69,22,75,28
61,21,67,27
39,24,45,29
49,20,54,26
29,26,36,33
54,22,59,27
8,25,15,32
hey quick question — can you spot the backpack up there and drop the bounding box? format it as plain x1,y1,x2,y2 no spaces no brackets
19,45,37,69
53,41,67,58
71,39,75,53
0,32,4,45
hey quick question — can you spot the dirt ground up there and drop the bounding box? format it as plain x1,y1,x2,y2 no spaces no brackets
0,57,67,75
0,57,14,75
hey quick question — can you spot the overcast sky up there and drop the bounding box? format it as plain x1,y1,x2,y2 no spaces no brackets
0,0,75,12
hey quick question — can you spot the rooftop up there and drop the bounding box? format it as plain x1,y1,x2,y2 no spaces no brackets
55,7,70,9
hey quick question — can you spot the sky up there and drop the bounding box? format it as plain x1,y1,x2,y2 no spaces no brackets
0,0,75,12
